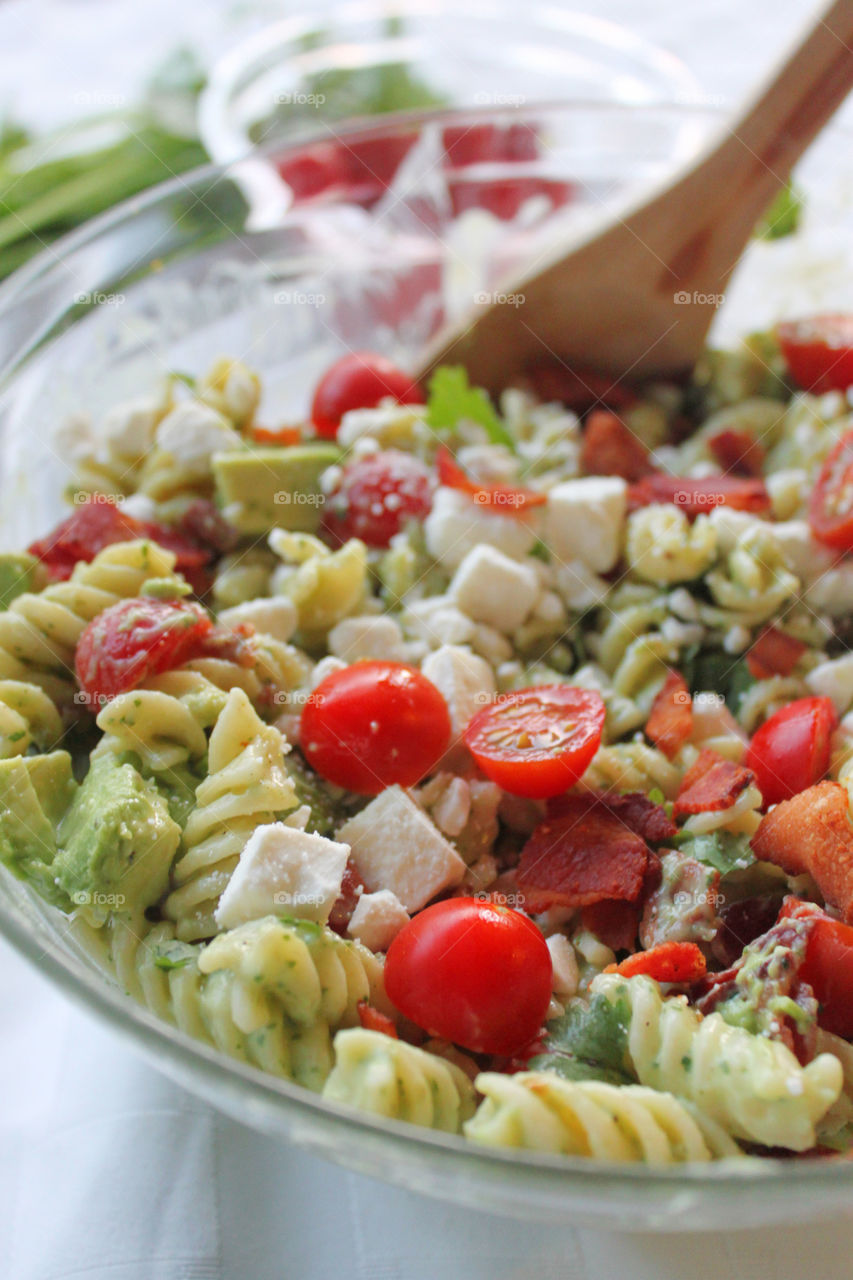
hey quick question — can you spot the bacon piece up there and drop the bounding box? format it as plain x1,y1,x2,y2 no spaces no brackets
435,446,546,512
581,900,641,952
517,794,652,910
548,790,676,844
708,427,765,478
746,626,808,680
357,1000,398,1038
606,940,707,984
328,858,367,936
580,410,653,483
751,781,853,925
628,472,771,519
673,748,754,818
525,363,638,415
646,670,693,760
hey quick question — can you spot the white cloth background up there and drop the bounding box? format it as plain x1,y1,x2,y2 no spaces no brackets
3,1,853,1276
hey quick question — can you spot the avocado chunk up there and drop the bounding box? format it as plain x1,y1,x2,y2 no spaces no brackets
0,751,78,906
214,443,339,534
54,754,181,921
0,552,39,610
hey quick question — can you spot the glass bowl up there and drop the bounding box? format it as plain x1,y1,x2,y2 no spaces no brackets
2,102,853,1232
198,1,699,162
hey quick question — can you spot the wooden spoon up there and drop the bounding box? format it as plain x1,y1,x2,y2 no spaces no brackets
416,0,853,397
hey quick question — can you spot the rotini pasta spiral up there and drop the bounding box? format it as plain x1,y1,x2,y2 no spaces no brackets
465,1073,742,1162
164,687,297,940
322,1028,477,1132
0,540,179,707
702,526,799,628
626,506,717,586
0,679,64,758
580,740,682,799
95,689,210,773
89,914,390,1090
591,973,842,1150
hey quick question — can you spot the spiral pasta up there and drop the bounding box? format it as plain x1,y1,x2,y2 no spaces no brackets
626,506,717,586
580,740,682,799
95,689,211,773
0,679,64,758
702,526,799,628
0,540,179,707
322,1028,477,1133
465,1073,742,1162
164,687,297,941
590,973,842,1150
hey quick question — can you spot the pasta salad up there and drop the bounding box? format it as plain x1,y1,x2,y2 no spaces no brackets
4,318,853,1165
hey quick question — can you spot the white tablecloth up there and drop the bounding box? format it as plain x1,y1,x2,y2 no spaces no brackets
3,1,853,1275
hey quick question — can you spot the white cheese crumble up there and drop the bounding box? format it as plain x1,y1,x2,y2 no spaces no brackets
214,822,350,929
347,889,410,952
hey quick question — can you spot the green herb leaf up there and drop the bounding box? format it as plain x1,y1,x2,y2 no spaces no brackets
153,953,192,972
426,366,514,449
755,181,804,242
530,989,635,1086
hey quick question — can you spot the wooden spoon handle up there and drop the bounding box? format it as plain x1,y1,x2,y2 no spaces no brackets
723,0,853,177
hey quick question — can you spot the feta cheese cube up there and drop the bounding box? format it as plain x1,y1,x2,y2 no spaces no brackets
347,889,409,951
155,401,240,467
544,476,626,573
421,644,495,738
424,486,538,570
806,654,853,715
547,934,579,999
403,596,476,648
337,785,466,911
218,597,298,644
328,615,407,663
553,559,610,611
101,393,169,458
449,544,539,632
214,822,349,929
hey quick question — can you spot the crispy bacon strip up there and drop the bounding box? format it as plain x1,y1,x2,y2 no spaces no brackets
673,748,754,818
708,427,765,478
357,1001,398,1038
646,670,693,760
580,410,653,483
751,782,853,925
746,626,808,680
606,940,707,984
581,900,641,953
628,472,771,518
548,789,676,844
517,794,652,910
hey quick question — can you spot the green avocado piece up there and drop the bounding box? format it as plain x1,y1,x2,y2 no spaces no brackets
213,443,339,534
54,754,181,920
0,750,77,906
0,552,39,610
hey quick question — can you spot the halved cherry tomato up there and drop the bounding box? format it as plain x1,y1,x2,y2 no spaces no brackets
463,685,605,799
75,596,213,706
606,941,707,984
28,498,218,594
746,696,838,808
310,352,423,440
580,410,652,483
780,900,853,1038
300,661,451,794
384,897,552,1055
436,447,546,513
809,428,853,551
777,314,853,393
628,472,771,518
321,449,434,548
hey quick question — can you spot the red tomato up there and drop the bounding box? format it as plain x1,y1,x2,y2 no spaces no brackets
28,498,216,592
777,315,853,393
435,447,547,512
746,696,838,808
384,898,552,1055
463,685,606,799
310,353,423,440
300,661,451,794
321,450,434,548
809,428,853,551
797,915,853,1039
356,1000,399,1038
75,596,213,706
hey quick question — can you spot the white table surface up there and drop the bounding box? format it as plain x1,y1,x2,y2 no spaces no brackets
3,1,853,1276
